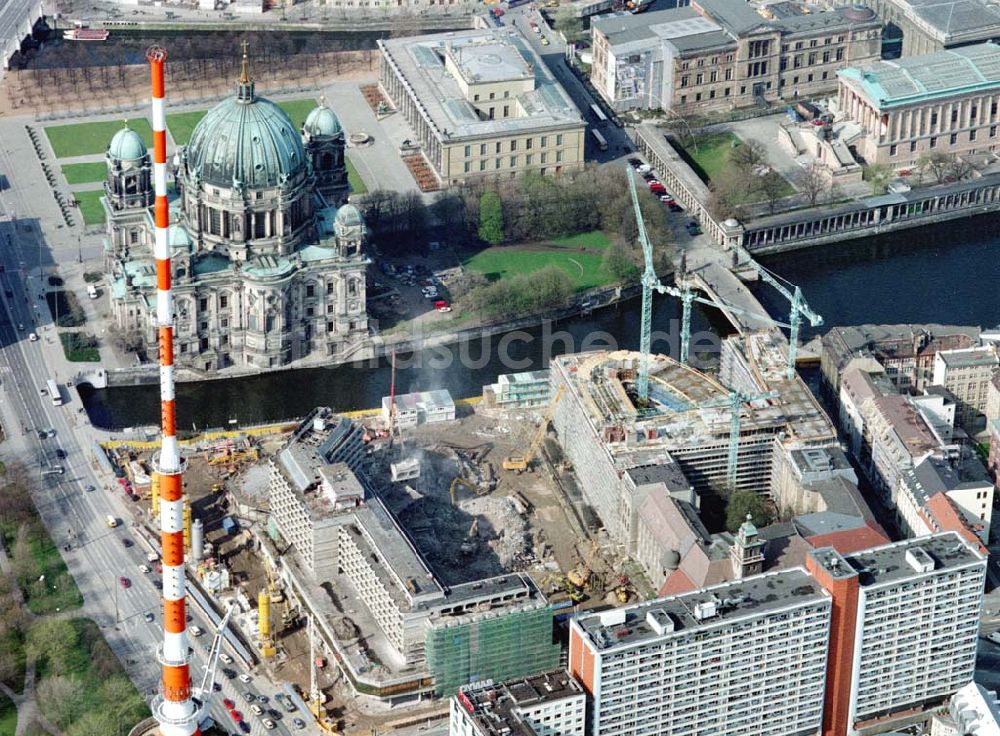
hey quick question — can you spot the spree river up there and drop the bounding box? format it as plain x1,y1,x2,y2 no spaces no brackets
81,214,1000,430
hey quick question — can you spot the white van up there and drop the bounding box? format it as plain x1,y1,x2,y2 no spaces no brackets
87,284,98,299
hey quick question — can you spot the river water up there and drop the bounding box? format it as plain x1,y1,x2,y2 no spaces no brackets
80,213,1000,429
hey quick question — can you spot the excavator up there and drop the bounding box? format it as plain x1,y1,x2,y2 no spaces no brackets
502,386,565,473
449,476,478,505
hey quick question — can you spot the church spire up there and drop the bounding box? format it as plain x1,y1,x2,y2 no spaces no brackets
236,39,255,103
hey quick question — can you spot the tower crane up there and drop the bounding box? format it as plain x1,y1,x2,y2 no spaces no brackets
626,168,790,400
699,388,779,491
731,243,823,379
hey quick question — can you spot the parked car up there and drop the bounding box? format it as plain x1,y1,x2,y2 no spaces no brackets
262,720,276,731
121,538,133,548
223,699,235,710
540,35,549,45
238,674,253,684
250,705,264,716
686,220,702,235
190,625,203,637
139,564,151,573
119,576,131,589
293,719,306,730
229,710,243,722
28,332,38,342
222,669,236,680
143,612,155,623
242,692,255,703
220,652,234,665
55,449,66,459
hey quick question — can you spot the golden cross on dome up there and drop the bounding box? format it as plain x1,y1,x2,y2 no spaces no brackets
238,39,252,85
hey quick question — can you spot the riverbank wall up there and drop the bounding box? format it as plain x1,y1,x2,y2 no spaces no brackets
634,123,1000,256
98,282,642,389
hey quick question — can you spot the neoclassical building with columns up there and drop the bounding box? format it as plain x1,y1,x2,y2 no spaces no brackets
837,42,1000,167
103,55,369,373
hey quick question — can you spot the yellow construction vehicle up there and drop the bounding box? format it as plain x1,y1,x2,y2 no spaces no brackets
566,541,600,590
502,386,565,472
449,476,478,505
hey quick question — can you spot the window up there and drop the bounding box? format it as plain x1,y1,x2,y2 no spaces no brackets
526,153,533,165
822,71,828,80
709,89,716,99
950,133,958,144
540,152,547,163
991,126,997,137
696,58,704,67
511,140,517,151
541,136,547,147
779,58,787,72
464,161,471,173
792,76,799,85
220,295,228,309
464,145,471,157
489,92,495,100
680,94,687,104
680,76,689,88
695,92,702,101
724,87,731,97
327,282,334,294
556,134,563,145
696,73,703,85
929,137,938,148
793,55,802,69
504,90,510,98
306,284,315,298
495,142,501,154
835,48,844,61
510,156,517,167
970,129,977,141
993,102,998,116
489,107,495,119
480,160,486,171
972,105,978,119
199,298,208,312
526,138,533,149
951,109,959,124
725,68,732,81
474,94,479,102
480,143,487,155
807,52,816,65
495,158,501,169
807,73,813,82
556,150,562,162
795,41,802,50
726,54,733,62
910,141,917,153
822,50,830,63
931,112,938,127
710,70,717,82
740,86,746,95
889,144,897,156
810,39,817,47
503,105,509,117
711,56,718,64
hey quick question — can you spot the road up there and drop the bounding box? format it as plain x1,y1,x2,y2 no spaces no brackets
0,141,306,736
0,0,41,69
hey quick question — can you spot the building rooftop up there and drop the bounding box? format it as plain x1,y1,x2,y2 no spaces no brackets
843,532,985,587
870,394,940,458
881,0,1000,43
625,459,692,492
553,351,787,469
457,670,583,736
575,568,828,650
447,41,533,84
839,43,1000,110
378,30,583,141
937,346,998,368
592,7,725,53
389,389,455,415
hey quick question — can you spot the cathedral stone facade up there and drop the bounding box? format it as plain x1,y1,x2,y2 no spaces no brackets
103,58,369,372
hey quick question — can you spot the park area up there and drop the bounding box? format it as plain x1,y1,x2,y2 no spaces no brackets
463,231,614,292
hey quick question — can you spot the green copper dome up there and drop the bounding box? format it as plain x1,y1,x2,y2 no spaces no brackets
304,104,342,137
335,203,363,228
186,88,306,189
108,125,147,161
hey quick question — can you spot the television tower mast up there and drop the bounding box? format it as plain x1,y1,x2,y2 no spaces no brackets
147,45,201,736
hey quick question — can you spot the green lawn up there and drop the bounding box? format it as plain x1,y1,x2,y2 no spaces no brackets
346,156,367,195
0,696,15,736
165,110,206,146
0,521,83,616
72,190,106,226
676,132,741,183
45,119,153,159
548,231,611,249
60,333,100,362
463,248,609,291
277,98,318,129
61,162,107,185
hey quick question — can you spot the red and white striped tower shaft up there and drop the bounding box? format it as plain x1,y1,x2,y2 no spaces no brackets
147,45,199,736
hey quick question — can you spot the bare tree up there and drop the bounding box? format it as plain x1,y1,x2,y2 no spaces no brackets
917,150,954,183
792,162,830,206
729,138,768,172
947,156,976,181
757,170,787,214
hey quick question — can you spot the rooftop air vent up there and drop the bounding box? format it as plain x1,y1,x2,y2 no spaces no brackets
906,547,935,574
